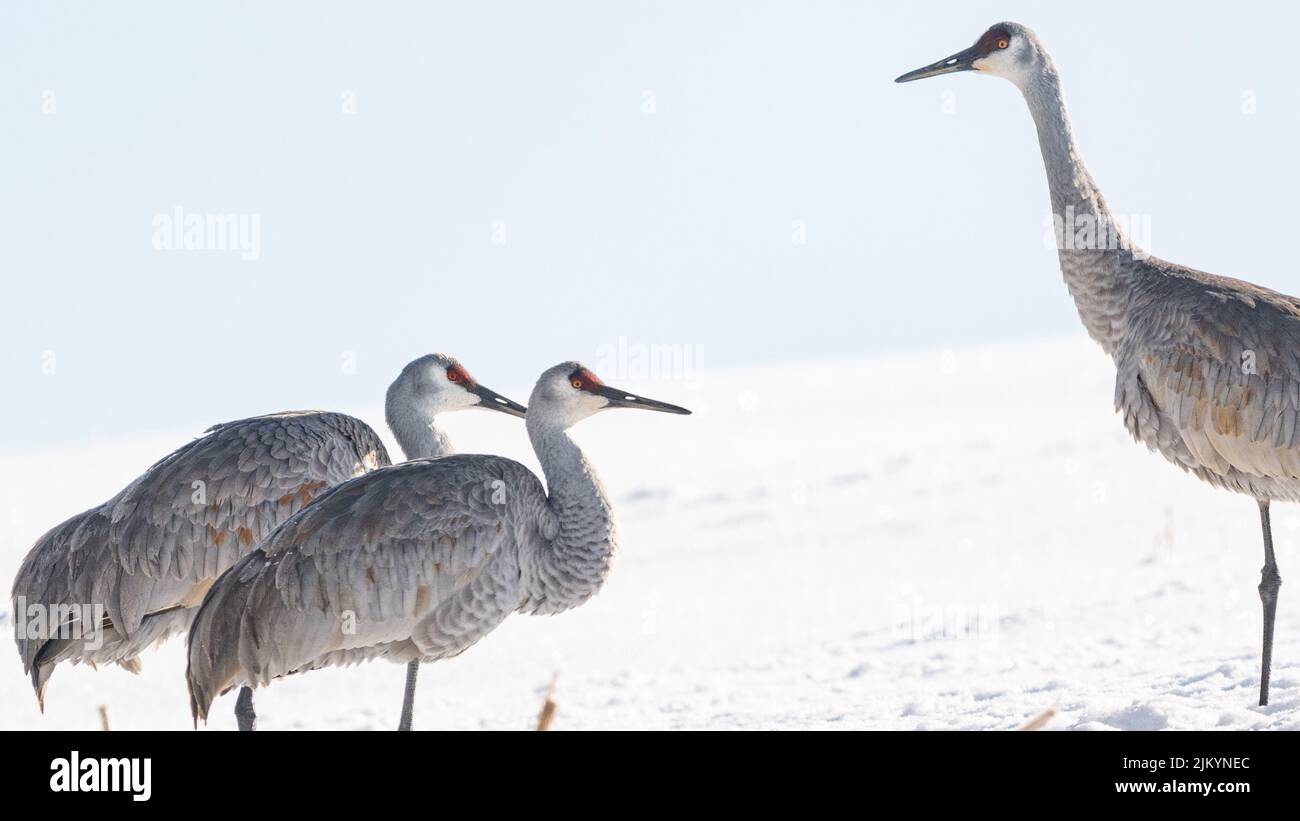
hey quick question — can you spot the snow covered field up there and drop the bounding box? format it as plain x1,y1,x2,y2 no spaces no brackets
3,336,1298,731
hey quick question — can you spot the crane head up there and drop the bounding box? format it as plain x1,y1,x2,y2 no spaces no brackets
895,22,1039,86
528,362,691,429
389,353,527,419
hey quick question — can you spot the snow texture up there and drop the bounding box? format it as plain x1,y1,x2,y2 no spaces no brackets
3,336,1297,730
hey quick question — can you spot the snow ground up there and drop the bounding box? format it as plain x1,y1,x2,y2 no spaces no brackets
3,336,1298,730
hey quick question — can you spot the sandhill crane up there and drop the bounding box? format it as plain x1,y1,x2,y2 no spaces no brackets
12,353,525,729
898,22,1298,706
186,362,690,729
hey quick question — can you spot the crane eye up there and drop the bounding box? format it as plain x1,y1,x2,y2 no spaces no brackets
568,366,603,391
447,369,460,382
997,38,1008,49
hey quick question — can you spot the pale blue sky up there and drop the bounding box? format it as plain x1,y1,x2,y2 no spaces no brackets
4,1,1299,443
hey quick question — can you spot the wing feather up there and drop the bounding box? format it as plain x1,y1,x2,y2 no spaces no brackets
11,411,390,699
1118,269,1300,499
186,455,546,720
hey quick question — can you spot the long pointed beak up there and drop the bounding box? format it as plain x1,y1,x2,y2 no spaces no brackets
895,45,980,83
594,384,691,415
472,383,528,418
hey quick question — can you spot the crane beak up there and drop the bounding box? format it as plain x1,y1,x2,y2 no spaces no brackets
471,384,528,418
594,384,692,415
895,45,979,83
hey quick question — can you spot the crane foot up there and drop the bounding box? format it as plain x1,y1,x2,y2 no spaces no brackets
397,659,419,731
235,686,257,731
1257,500,1281,708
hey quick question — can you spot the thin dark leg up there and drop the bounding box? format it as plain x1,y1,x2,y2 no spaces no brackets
398,660,419,731
235,686,257,732
1258,500,1282,707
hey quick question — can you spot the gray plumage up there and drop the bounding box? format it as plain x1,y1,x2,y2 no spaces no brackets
186,361,690,724
915,22,1300,504
12,412,389,706
993,25,1300,500
12,353,522,710
898,22,1298,705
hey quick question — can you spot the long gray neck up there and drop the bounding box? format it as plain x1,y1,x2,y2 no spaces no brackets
385,402,453,460
522,416,618,614
1021,54,1143,355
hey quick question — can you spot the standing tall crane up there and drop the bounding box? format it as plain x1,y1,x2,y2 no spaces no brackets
12,353,525,729
898,22,1298,706
186,362,690,729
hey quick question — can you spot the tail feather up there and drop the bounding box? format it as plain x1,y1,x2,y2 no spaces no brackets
13,507,113,706
187,551,271,724
26,608,187,708
32,659,51,713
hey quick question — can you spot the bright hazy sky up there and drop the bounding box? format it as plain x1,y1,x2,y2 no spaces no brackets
4,1,1299,443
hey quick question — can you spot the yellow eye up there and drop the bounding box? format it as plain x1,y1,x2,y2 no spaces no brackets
571,379,582,389
997,39,1008,49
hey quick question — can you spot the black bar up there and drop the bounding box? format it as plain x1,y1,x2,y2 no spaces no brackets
5,729,1284,808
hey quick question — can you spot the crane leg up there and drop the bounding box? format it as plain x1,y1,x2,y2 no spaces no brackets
397,659,420,731
235,686,257,732
1257,500,1282,707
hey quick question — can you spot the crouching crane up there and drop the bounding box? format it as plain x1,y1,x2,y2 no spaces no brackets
186,363,690,728
12,353,524,729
